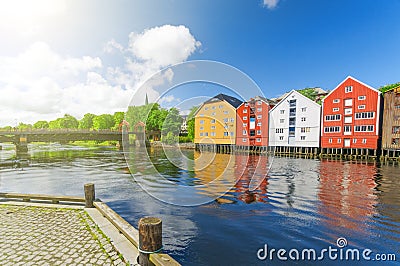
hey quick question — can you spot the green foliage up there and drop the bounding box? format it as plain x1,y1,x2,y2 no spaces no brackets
161,131,178,145
113,112,125,129
0,126,12,131
93,114,114,130
379,82,400,94
33,121,49,129
17,122,32,130
79,113,96,129
298,88,324,105
59,114,79,129
187,106,199,141
161,108,182,136
179,136,192,143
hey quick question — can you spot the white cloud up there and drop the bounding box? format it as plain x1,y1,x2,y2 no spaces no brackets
128,25,201,68
263,0,279,9
0,24,201,126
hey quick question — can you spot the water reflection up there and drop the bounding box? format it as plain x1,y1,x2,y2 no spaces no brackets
318,161,378,232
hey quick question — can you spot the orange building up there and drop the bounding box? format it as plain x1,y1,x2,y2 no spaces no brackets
236,96,274,147
321,76,382,151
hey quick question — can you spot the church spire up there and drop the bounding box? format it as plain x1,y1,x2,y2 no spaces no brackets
145,93,149,105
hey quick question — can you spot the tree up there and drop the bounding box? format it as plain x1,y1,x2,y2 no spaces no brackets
79,113,96,129
33,120,49,129
187,106,199,141
17,122,32,131
161,108,182,136
59,114,79,129
48,118,62,129
113,112,125,129
93,114,114,130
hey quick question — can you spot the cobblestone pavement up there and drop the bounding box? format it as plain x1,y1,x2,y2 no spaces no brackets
0,204,128,266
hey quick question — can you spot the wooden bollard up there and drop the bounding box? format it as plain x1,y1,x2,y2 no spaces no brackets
138,217,162,266
84,183,95,208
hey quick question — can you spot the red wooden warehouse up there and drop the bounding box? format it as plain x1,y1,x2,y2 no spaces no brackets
236,96,274,148
321,76,382,154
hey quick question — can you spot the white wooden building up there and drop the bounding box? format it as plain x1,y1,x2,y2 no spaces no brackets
269,90,321,148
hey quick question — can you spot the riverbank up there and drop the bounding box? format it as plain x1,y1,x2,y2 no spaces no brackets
150,141,195,149
0,186,180,266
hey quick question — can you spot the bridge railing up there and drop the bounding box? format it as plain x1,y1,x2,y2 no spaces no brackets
0,129,123,133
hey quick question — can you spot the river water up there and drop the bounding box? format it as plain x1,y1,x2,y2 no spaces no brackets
0,143,399,265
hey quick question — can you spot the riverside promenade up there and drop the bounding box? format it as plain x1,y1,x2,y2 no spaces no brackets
0,185,179,266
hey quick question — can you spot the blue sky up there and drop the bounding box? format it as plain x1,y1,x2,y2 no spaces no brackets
0,0,399,126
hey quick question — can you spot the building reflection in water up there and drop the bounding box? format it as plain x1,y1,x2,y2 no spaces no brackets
318,160,378,232
194,151,270,204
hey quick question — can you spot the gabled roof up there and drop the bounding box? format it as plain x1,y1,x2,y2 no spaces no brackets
203,93,243,108
269,90,321,112
322,76,380,103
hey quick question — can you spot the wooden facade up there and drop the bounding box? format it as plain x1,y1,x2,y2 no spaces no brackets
382,85,400,151
321,76,381,150
236,96,272,147
194,94,242,145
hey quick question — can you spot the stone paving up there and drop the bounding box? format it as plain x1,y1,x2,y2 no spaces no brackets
0,204,128,266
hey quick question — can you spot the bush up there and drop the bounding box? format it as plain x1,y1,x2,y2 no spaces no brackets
179,136,192,143
161,132,179,145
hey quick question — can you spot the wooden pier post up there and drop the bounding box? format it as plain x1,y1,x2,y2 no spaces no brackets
138,217,162,266
84,183,95,208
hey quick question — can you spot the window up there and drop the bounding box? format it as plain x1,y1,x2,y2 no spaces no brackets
355,112,375,119
325,114,341,121
353,138,357,144
205,132,208,136
395,105,400,109
344,99,353,106
324,126,341,133
211,132,216,136
301,127,310,133
276,128,284,133
354,125,374,132
337,138,342,143
256,138,261,142
280,119,284,123
243,116,247,120
358,105,365,110
224,118,229,123
392,138,400,145
333,108,339,112
230,118,235,123
301,117,306,122
243,130,247,135
289,99,296,107
243,138,247,142
200,120,204,124
224,111,229,114
243,109,248,113
199,132,203,136
301,107,307,112
344,108,352,115
224,132,229,136
205,107,209,110
333,99,340,103
257,101,262,105
393,126,400,134
219,105,223,108
257,108,262,112
200,114,204,117
243,123,248,127
230,132,234,136
345,86,353,93
279,136,284,140
211,126,216,130
257,130,261,135
344,125,351,133
344,116,352,123
257,122,262,126
280,110,285,114
211,112,216,116
362,139,367,144
358,96,366,100
212,106,216,110
211,119,216,124
244,103,249,107
329,138,333,143
301,136,306,140
224,125,229,129
200,126,204,130
257,115,262,119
